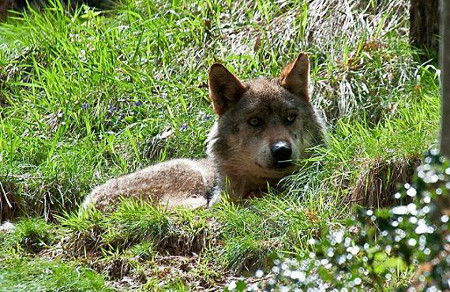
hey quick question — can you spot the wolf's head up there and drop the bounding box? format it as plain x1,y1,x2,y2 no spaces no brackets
207,53,324,185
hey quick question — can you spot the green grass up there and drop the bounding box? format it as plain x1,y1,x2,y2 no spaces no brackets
4,218,55,253
0,0,442,290
0,256,112,292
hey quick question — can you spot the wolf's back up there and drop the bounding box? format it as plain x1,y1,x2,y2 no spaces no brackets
82,158,216,211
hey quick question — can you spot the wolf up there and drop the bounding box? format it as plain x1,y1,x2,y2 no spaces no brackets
82,52,324,211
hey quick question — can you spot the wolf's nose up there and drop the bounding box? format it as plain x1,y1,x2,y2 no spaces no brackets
271,141,292,161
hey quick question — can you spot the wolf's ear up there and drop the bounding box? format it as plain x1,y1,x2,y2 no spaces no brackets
279,52,310,102
209,63,247,116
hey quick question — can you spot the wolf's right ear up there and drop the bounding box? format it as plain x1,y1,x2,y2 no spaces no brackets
209,64,247,116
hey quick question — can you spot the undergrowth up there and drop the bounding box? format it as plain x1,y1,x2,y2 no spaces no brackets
228,150,449,291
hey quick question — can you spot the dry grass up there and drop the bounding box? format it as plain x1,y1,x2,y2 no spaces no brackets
349,156,421,208
210,0,411,123
0,177,21,222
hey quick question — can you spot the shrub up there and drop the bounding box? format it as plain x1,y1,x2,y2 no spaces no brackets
228,150,449,291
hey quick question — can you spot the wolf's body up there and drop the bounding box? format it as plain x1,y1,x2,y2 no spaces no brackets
83,158,216,211
83,53,325,211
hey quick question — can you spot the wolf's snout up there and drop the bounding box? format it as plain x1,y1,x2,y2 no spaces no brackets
270,141,292,166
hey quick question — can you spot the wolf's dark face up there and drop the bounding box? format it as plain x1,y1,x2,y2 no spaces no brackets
208,53,324,180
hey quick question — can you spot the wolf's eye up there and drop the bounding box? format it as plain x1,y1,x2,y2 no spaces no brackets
285,114,297,125
248,117,263,127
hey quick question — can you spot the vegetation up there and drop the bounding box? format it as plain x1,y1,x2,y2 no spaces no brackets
228,150,449,291
0,0,444,290
0,254,113,291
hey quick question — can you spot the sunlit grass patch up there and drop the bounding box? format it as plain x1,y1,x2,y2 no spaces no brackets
59,199,216,259
0,256,112,292
208,196,335,273
285,64,440,209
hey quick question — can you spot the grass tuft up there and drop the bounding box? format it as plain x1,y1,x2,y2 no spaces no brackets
8,218,54,253
349,156,421,208
0,256,112,291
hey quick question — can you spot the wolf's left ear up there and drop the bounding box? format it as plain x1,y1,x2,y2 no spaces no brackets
209,63,247,116
279,52,310,102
